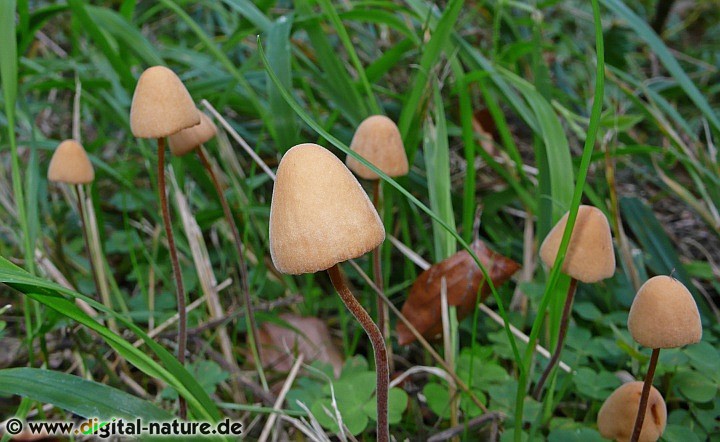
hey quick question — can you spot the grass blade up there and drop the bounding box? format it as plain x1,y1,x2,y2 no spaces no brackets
0,368,174,421
601,0,720,133
424,82,456,261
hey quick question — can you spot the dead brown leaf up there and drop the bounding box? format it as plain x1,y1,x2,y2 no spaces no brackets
396,240,520,345
259,313,343,377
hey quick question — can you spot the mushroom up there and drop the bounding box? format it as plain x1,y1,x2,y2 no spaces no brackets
47,139,105,308
345,115,408,359
130,65,200,419
597,381,667,442
345,115,408,180
626,275,701,441
48,139,95,184
168,111,217,157
168,109,266,385
269,143,389,441
533,205,615,399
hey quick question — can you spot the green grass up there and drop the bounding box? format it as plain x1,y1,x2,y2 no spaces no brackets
0,1,718,440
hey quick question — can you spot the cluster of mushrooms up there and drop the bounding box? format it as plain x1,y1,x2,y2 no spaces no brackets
45,65,704,441
538,206,703,441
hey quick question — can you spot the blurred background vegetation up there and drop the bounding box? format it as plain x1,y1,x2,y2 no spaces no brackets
0,0,718,440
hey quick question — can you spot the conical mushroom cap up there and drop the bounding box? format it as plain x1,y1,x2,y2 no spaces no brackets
47,139,95,184
628,276,702,348
270,143,385,274
130,66,200,138
345,115,408,180
597,381,666,442
539,205,615,283
168,111,217,156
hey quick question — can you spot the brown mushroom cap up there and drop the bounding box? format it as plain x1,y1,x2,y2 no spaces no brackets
269,143,385,274
130,66,200,139
628,275,702,348
345,115,408,180
539,205,615,283
168,111,217,156
47,139,95,184
597,381,667,442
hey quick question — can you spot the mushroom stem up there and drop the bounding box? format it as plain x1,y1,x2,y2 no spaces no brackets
327,264,389,442
630,348,660,442
532,277,578,400
157,137,188,419
196,147,268,390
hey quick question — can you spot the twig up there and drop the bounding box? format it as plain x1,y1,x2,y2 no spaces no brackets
427,412,505,442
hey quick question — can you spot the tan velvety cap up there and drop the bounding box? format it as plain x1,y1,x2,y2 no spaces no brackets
130,66,200,138
345,115,408,180
47,139,95,184
539,205,615,283
269,143,385,274
628,275,702,348
597,381,666,442
168,111,217,156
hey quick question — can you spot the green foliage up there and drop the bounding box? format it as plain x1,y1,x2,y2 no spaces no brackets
0,368,174,421
286,357,408,436
0,0,718,439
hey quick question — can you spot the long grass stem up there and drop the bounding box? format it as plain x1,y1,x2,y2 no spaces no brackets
327,264,388,442
157,138,187,419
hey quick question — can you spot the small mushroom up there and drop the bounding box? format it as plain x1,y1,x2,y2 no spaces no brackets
628,275,702,349
627,276,701,441
168,111,217,156
269,143,389,441
539,205,615,284
345,115,408,180
533,205,615,399
130,66,200,139
271,143,385,274
345,115,408,360
47,139,94,184
598,381,667,442
129,65,200,419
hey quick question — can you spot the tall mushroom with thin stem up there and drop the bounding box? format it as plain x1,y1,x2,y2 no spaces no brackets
130,65,200,419
533,205,615,399
168,110,267,388
270,143,389,441
345,115,408,354
627,275,701,442
597,381,667,442
48,140,99,294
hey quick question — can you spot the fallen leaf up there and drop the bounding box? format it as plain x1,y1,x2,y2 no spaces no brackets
472,108,498,156
396,240,520,345
259,314,344,377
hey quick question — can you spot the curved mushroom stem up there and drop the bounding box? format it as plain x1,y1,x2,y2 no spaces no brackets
158,138,188,419
631,348,660,442
532,277,578,400
197,147,268,390
327,264,389,442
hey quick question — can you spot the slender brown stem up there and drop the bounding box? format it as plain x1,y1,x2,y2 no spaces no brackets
157,138,187,419
532,278,578,400
631,348,660,442
327,264,389,442
197,147,267,390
